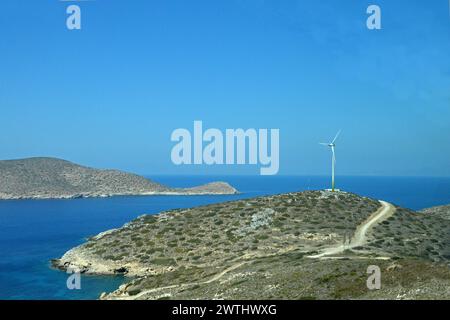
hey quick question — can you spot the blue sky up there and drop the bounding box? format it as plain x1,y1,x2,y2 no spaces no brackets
0,0,449,176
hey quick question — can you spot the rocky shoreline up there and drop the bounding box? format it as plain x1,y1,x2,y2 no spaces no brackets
0,182,239,200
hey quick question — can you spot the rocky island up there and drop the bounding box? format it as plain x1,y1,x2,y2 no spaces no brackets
0,157,238,200
53,190,450,300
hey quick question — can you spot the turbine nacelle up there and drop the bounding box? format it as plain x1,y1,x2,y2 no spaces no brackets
319,143,335,148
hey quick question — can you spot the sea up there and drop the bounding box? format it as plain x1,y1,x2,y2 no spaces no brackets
1,175,449,300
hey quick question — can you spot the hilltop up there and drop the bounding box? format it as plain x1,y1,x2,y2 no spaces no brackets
53,190,450,300
0,157,238,200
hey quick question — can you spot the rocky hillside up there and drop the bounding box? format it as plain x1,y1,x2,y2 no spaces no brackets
361,205,450,262
0,157,237,200
421,204,450,220
52,190,450,300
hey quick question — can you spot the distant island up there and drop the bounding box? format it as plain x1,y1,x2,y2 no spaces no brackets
53,190,450,300
0,157,238,200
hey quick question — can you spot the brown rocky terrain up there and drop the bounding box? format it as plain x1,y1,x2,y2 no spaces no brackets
0,157,238,200
52,190,450,300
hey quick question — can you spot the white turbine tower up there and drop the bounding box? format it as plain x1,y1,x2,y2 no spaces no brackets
320,130,341,192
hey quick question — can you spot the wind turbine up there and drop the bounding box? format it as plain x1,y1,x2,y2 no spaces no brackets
320,130,341,192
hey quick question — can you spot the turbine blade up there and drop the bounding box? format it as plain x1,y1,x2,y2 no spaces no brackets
332,130,341,144
319,143,328,146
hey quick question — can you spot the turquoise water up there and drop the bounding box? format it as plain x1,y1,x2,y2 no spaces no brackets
1,175,449,300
